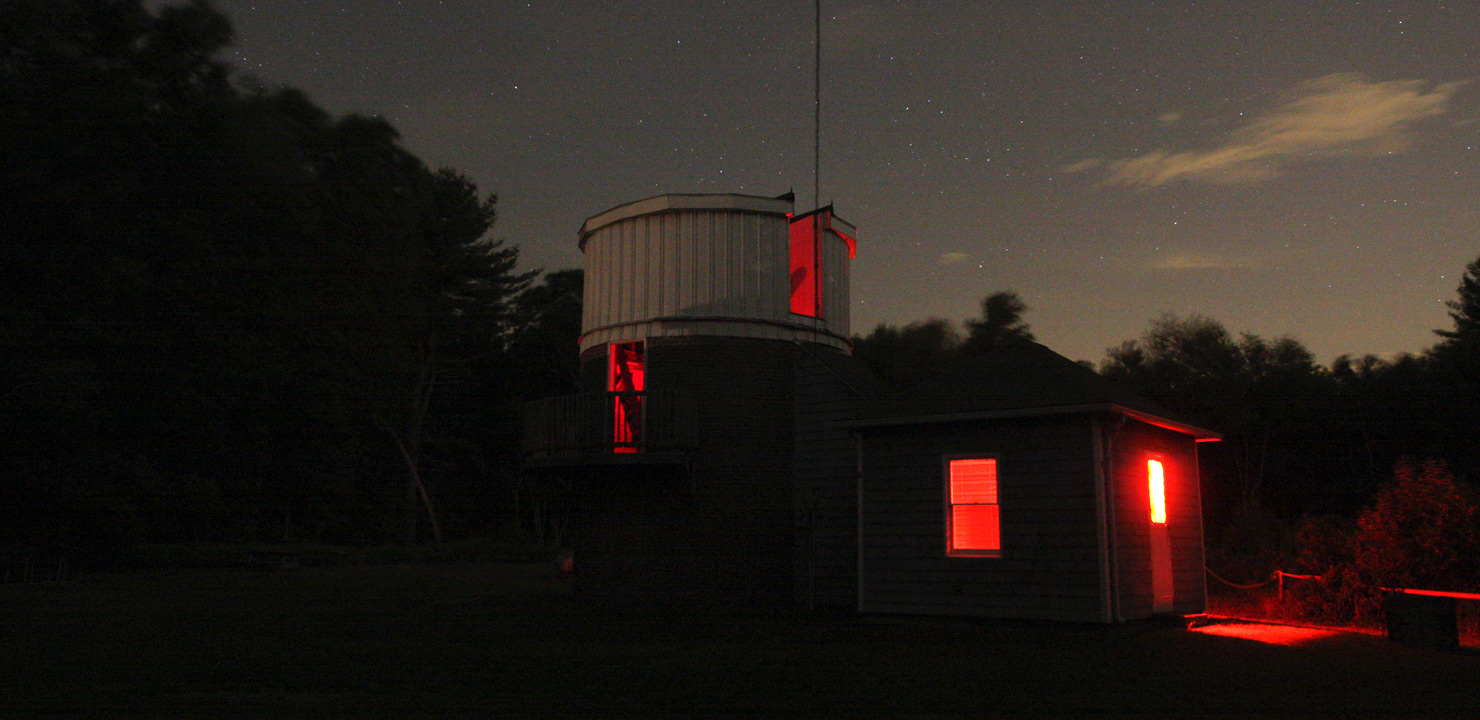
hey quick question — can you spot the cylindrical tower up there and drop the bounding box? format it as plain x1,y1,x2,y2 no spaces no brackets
566,192,862,607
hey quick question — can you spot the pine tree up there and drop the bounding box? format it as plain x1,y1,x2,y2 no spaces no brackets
1436,254,1480,343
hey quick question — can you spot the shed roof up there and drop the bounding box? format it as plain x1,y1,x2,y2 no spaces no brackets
849,341,1220,440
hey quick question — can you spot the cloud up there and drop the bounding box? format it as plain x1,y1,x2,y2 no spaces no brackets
938,251,970,265
1148,254,1257,271
1156,111,1183,126
1070,73,1468,188
1061,158,1103,174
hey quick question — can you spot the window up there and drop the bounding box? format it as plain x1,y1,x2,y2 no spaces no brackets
946,457,1000,556
1148,458,1174,611
1148,459,1167,524
608,341,644,453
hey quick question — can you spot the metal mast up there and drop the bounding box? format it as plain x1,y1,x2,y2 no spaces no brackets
814,0,821,209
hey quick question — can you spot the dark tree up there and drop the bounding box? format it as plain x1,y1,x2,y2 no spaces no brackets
1100,315,1333,520
853,291,1036,385
1425,253,1480,480
0,0,537,555
852,318,961,386
504,269,585,399
960,292,1035,354
1435,254,1480,345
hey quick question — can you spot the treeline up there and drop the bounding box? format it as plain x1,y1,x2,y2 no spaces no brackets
855,274,1480,533
1,1,581,560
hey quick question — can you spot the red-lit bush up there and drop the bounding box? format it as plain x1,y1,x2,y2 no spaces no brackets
1272,462,1480,626
1279,515,1364,623
1354,460,1480,594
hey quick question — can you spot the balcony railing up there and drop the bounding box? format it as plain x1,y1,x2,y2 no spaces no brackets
522,390,687,460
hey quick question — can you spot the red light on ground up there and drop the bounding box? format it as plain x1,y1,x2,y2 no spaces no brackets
1189,622,1341,647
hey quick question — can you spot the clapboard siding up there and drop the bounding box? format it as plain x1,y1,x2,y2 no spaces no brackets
857,415,1105,621
792,344,876,609
1109,419,1207,618
579,195,851,352
569,335,798,607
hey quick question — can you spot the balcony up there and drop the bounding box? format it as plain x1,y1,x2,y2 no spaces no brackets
522,390,689,463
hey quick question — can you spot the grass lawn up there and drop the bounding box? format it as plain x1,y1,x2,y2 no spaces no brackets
4,562,1480,717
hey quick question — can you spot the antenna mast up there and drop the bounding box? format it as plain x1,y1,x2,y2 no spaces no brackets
813,0,821,209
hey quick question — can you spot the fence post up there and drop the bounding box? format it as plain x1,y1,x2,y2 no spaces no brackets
1277,571,1284,603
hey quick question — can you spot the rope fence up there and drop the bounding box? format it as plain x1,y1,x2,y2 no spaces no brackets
1204,566,1276,590
1207,566,1478,648
1204,567,1323,600
1208,567,1480,604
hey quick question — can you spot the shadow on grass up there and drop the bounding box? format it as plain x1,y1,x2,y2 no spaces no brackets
4,563,1480,716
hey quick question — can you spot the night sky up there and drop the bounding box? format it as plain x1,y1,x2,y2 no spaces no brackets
209,1,1479,364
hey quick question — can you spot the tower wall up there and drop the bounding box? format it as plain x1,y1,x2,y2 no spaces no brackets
579,194,852,353
567,192,863,608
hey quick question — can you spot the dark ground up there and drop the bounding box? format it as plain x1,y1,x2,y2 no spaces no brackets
4,562,1480,717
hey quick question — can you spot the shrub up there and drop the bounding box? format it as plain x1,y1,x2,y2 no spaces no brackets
1277,462,1480,626
1354,460,1480,593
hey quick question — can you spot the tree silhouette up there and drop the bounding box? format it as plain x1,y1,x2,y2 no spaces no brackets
852,318,961,386
1426,253,1480,482
1435,254,1480,344
961,292,1035,354
0,0,540,554
1101,315,1330,519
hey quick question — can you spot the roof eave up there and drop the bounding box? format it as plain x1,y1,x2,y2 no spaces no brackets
842,402,1222,440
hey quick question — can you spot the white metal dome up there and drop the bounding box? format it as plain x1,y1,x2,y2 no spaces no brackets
578,193,856,353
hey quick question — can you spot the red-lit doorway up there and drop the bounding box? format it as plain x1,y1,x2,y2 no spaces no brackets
1148,459,1174,613
609,341,644,453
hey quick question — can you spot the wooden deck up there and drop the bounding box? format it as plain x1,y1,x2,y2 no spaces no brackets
522,389,688,461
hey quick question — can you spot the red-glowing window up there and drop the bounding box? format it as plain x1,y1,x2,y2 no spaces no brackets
947,458,1001,556
609,341,644,453
789,212,821,317
1148,460,1167,524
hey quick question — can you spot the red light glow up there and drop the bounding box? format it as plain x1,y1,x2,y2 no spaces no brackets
950,459,997,504
1148,460,1167,524
609,341,644,453
833,228,858,259
947,458,1000,555
1190,622,1341,647
789,213,820,317
951,505,1000,552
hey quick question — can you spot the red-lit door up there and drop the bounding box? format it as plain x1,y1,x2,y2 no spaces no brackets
609,341,644,453
1148,460,1174,613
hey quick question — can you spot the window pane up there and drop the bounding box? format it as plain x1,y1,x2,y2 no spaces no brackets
609,342,645,453
608,342,644,392
1148,459,1166,524
951,504,1000,552
950,458,997,504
